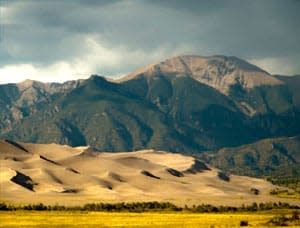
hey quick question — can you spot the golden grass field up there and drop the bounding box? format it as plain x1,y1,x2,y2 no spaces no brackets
0,210,299,228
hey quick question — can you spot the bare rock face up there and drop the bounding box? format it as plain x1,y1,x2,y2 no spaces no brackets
16,79,83,107
0,79,83,132
10,106,23,122
120,55,283,94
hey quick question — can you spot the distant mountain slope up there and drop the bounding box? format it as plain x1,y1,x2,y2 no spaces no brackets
201,136,300,180
275,75,300,109
0,79,82,133
1,55,300,153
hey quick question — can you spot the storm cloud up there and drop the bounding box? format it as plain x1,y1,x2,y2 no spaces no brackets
0,0,299,83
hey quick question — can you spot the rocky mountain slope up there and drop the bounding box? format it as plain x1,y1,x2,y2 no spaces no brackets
121,55,283,95
0,79,82,133
0,55,299,155
200,136,300,182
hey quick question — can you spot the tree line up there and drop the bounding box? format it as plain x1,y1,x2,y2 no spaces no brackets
0,201,299,212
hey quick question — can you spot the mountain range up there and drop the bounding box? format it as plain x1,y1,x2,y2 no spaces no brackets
1,55,299,181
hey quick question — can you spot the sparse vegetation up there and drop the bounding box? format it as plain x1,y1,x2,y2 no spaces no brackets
0,201,298,212
0,203,10,211
270,188,300,199
266,211,300,226
201,136,300,187
250,188,260,195
239,220,248,226
217,171,230,182
268,177,300,192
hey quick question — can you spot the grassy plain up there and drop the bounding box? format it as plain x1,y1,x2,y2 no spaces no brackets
0,210,299,227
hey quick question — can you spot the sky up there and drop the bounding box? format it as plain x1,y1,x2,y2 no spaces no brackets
0,0,299,84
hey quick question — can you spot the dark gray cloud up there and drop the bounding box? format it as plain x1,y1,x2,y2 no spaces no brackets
0,0,299,83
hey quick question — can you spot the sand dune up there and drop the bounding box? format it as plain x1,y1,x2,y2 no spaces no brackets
0,140,295,206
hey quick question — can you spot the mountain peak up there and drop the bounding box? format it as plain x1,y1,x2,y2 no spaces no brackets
193,55,268,73
120,55,283,94
17,79,44,90
88,74,108,82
